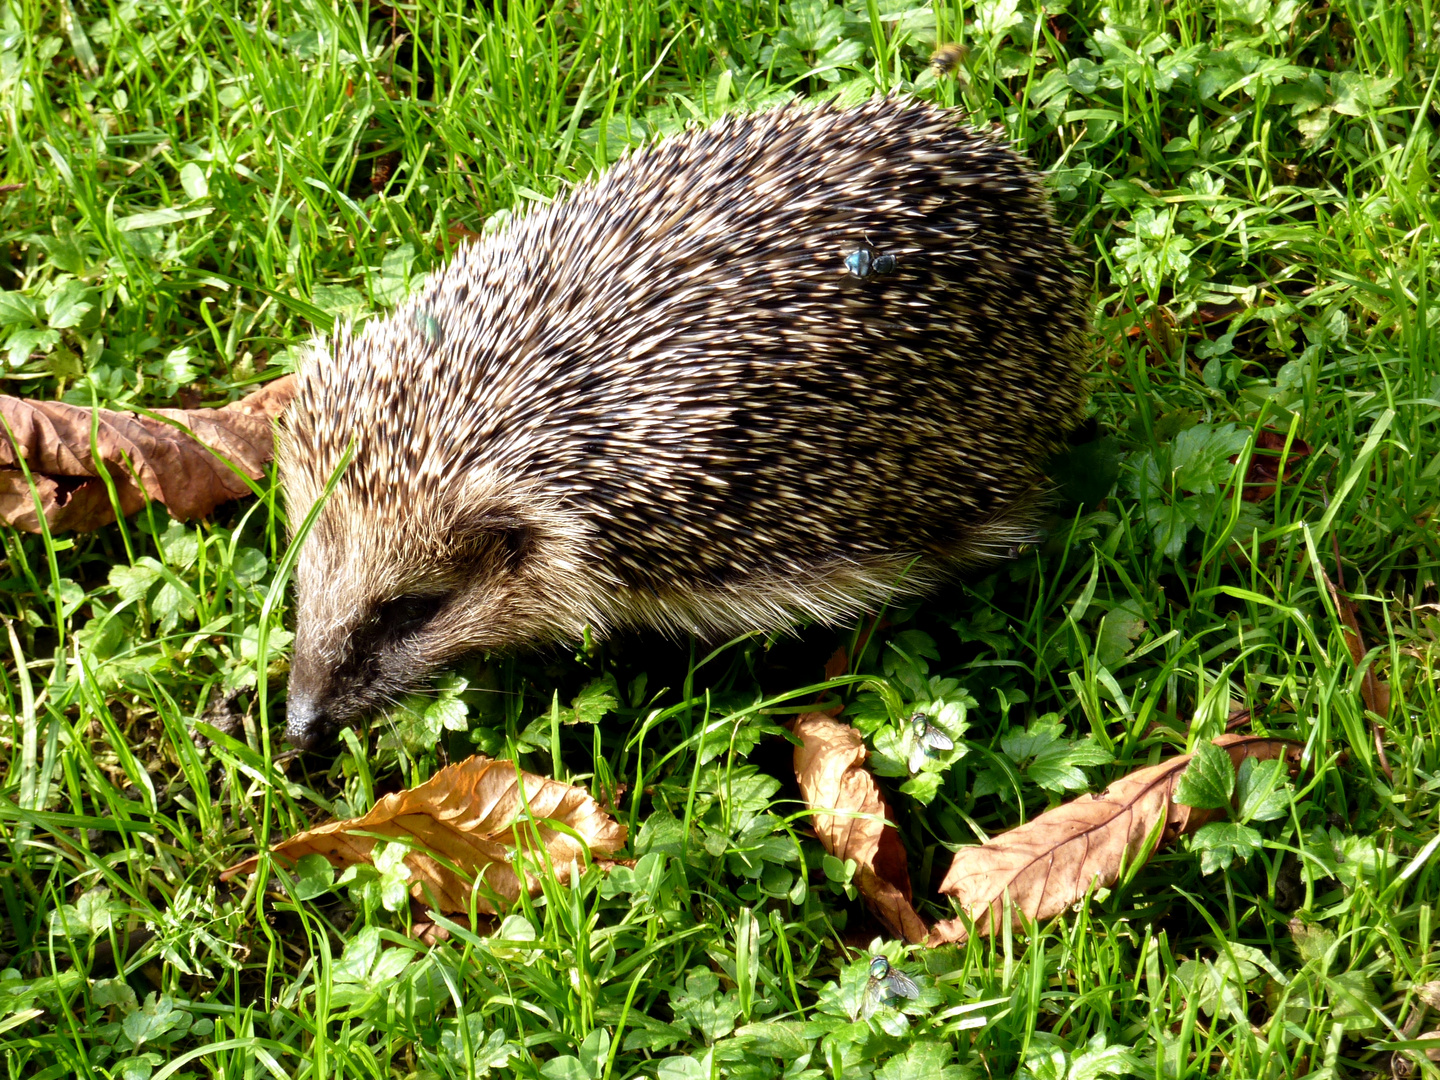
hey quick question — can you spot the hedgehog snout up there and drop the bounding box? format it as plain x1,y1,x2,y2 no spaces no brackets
283,647,401,749
284,640,347,749
283,589,459,748
284,693,331,751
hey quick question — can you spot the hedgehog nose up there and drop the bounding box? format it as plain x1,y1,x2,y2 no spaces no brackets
284,695,328,751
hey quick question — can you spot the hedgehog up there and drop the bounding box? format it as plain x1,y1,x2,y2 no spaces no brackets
278,95,1089,750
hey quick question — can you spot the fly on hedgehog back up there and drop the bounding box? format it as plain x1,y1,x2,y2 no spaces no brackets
278,95,1090,750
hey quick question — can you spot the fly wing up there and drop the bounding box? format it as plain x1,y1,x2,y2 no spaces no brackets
885,968,921,1000
919,725,954,752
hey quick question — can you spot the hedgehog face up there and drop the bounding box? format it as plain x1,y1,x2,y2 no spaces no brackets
284,574,460,750
284,507,517,748
281,478,596,749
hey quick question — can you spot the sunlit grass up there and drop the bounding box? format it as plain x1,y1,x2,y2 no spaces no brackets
1,0,1437,1076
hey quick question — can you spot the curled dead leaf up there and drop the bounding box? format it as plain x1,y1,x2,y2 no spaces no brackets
0,375,295,533
221,755,627,914
1415,982,1440,1011
793,712,927,944
1394,1031,1440,1077
929,735,1301,944
811,646,851,714
1319,566,1392,781
1418,1032,1440,1063
1237,428,1311,503
1319,567,1391,720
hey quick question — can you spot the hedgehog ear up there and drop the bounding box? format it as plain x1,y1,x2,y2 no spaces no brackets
491,519,535,571
453,508,535,571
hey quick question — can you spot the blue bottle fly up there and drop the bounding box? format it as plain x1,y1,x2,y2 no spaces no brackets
844,245,897,280
911,711,954,754
863,954,920,1017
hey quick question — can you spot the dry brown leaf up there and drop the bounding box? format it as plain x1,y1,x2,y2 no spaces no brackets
1395,1032,1440,1076
1225,706,1252,732
1418,1032,1440,1063
929,735,1301,944
220,754,627,914
410,919,452,947
1416,982,1440,1011
1193,301,1245,324
445,221,483,250
0,375,295,533
1320,567,1391,720
1319,566,1392,781
793,712,927,943
1237,428,1312,502
812,646,851,715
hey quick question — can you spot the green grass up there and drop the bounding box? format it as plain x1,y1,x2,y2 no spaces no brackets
2,0,1438,1076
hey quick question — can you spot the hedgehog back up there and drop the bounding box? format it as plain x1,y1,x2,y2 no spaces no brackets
290,97,1088,623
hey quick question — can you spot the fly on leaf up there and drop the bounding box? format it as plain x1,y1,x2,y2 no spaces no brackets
863,954,920,1018
907,711,954,774
911,712,954,753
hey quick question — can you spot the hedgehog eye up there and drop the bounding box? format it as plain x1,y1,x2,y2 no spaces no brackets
375,594,448,637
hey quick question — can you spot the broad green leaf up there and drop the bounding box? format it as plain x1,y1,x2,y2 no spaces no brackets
565,676,619,725
156,345,198,386
1170,424,1249,494
1192,821,1262,874
1001,717,1064,763
47,887,117,938
1175,741,1234,809
157,521,199,569
1145,501,1193,559
310,284,367,318
1236,756,1290,822
5,326,60,365
230,546,269,586
426,694,469,733
579,1028,611,1077
1328,970,1382,1030
152,578,197,632
1069,1033,1149,1080
1003,718,1113,792
898,771,943,802
1026,736,1114,793
110,559,162,602
1096,600,1147,669
121,994,188,1047
334,926,382,983
292,853,336,901
655,1055,708,1080
1331,71,1398,116
671,969,741,1042
541,1056,588,1080
0,290,38,327
91,977,138,1012
876,1039,967,1080
44,278,93,329
438,1023,516,1075
733,1021,811,1058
